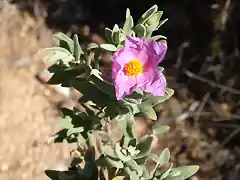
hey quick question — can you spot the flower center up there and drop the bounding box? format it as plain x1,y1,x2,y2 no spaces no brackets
124,59,143,76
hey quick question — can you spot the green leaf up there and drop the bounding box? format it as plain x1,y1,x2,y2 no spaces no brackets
138,104,157,120
153,125,170,135
138,5,158,24
146,11,163,27
145,24,156,38
73,34,83,61
96,155,124,169
158,66,165,72
112,24,120,44
157,18,168,29
124,89,144,104
123,9,134,35
58,171,80,180
48,51,74,63
100,44,117,52
71,80,112,108
150,35,167,41
105,27,113,43
135,136,153,159
117,101,140,115
89,73,115,97
116,113,135,141
87,43,99,50
115,143,131,162
67,127,84,136
53,32,74,53
158,148,171,165
134,24,146,38
49,116,73,129
126,159,143,177
170,165,199,179
143,88,174,107
149,148,171,178
42,47,71,54
162,175,184,180
160,163,173,179
103,146,118,159
45,170,61,180
47,65,88,86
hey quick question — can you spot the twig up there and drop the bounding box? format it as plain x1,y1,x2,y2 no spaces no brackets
174,42,190,68
184,70,240,95
219,128,240,148
194,92,211,124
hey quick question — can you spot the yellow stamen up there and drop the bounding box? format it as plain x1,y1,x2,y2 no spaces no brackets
124,59,143,76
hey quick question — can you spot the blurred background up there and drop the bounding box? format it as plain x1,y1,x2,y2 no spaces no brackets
0,0,240,179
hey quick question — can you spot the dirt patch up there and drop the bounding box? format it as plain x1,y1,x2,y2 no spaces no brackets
0,3,73,180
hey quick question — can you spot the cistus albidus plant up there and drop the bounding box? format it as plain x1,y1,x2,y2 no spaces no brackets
43,5,199,180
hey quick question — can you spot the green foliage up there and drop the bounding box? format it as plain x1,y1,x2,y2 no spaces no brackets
43,4,199,180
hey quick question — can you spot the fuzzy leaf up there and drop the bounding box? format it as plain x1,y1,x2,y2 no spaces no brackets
123,9,134,35
105,28,113,43
144,88,174,107
100,44,117,52
42,47,71,54
170,165,199,179
89,73,115,97
138,105,157,120
153,125,170,135
112,24,120,44
126,159,143,177
157,18,168,29
160,164,173,179
135,136,153,159
53,32,74,53
96,155,124,169
67,127,84,136
87,43,99,50
134,24,146,38
150,35,167,41
49,116,73,129
115,113,135,139
115,143,131,162
112,176,125,180
138,5,158,24
149,148,171,178
73,34,83,61
71,80,112,108
146,11,163,27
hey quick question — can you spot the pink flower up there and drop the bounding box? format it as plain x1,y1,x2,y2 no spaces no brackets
112,36,168,100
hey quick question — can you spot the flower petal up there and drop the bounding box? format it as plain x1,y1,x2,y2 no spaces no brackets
140,71,166,96
145,40,167,63
114,72,137,100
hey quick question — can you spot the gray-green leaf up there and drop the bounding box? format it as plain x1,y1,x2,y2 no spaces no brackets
73,34,83,61
87,43,99,50
143,88,174,107
170,165,199,179
138,5,158,24
153,125,170,135
134,24,147,38
112,24,120,44
123,9,134,35
105,28,113,44
100,44,117,52
138,105,157,120
135,136,153,159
